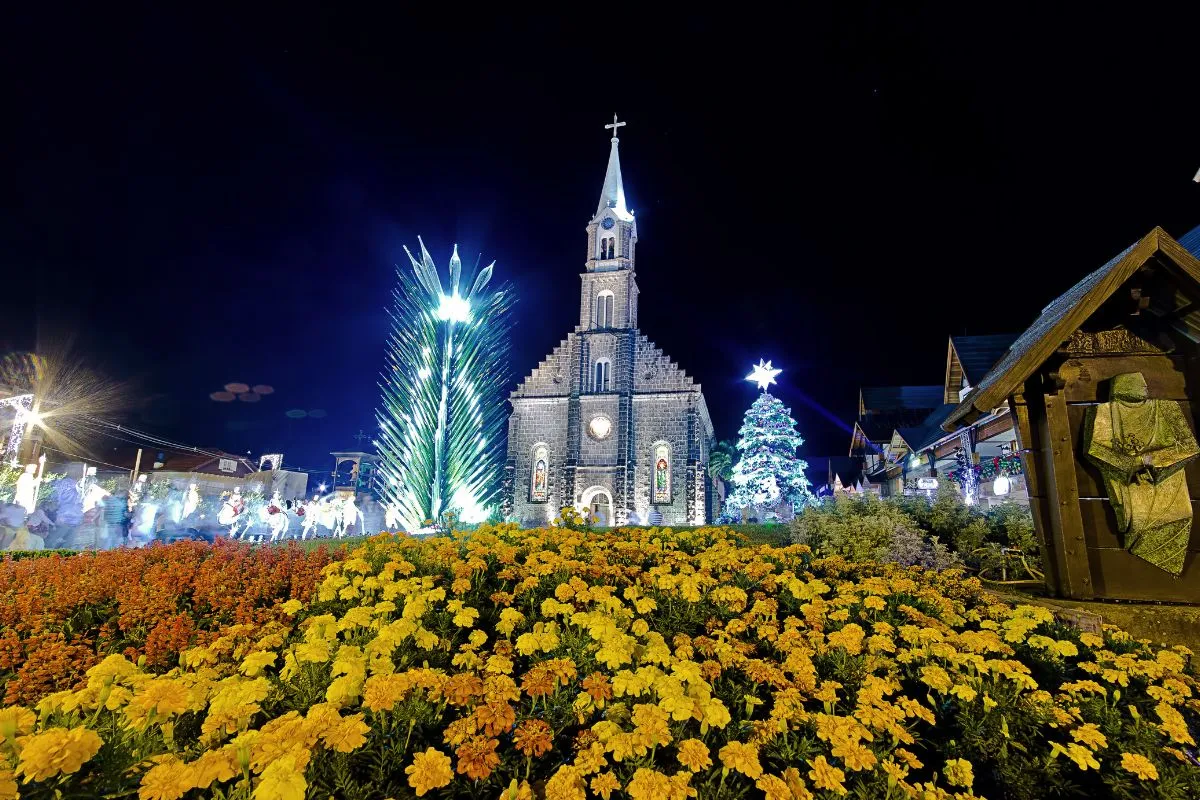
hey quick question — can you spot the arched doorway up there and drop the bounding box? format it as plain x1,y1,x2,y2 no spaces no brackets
580,486,613,527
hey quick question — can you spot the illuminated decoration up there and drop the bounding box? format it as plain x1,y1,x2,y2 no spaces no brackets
258,453,283,471
224,382,250,394
530,444,549,502
745,359,782,392
993,474,1011,496
376,237,514,531
947,454,1023,488
726,388,812,514
917,477,939,490
588,415,612,440
1,393,34,465
653,443,671,503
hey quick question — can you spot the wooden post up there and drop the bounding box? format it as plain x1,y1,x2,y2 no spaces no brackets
1040,386,1093,599
131,448,143,484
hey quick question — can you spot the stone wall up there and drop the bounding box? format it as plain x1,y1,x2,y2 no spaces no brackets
505,397,569,526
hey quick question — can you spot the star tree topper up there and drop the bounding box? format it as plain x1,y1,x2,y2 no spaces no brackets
746,359,782,391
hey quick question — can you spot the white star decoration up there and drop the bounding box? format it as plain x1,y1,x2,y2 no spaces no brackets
746,359,782,391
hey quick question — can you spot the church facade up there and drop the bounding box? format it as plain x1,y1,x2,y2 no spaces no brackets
502,121,713,526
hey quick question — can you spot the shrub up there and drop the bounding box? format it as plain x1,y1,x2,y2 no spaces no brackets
791,494,960,568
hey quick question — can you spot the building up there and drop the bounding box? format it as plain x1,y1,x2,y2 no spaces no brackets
856,334,1025,507
502,120,713,526
108,448,308,501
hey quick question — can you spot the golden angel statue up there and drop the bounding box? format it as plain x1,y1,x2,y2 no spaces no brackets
1083,372,1199,575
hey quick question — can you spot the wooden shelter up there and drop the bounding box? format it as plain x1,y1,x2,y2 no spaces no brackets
944,226,1200,602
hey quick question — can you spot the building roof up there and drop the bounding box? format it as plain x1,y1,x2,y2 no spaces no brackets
596,133,633,222
107,447,258,478
950,334,1019,385
944,226,1200,429
859,385,943,416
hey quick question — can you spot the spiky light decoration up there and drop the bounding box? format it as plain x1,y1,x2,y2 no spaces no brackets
376,238,514,530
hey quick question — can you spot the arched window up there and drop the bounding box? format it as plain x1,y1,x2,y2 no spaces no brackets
653,443,671,503
595,291,615,328
530,444,549,502
593,358,611,392
599,237,615,260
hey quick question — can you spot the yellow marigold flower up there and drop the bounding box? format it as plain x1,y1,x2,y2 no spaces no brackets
239,651,277,677
626,768,673,800
497,608,526,636
833,742,877,772
405,748,453,797
590,772,621,800
696,697,732,734
826,624,866,655
1119,752,1159,781
190,748,239,789
920,665,953,694
719,741,763,779
15,726,104,783
325,713,371,753
253,752,306,800
0,767,16,800
894,748,924,770
943,757,973,787
676,738,712,771
545,764,587,800
0,706,36,741
1155,702,1197,745
1052,742,1100,771
807,755,848,796
1070,723,1107,751
279,599,303,615
138,756,195,800
756,775,792,800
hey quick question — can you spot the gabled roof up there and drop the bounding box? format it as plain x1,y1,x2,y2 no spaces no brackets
944,226,1200,429
859,385,943,416
894,404,955,453
948,333,1017,386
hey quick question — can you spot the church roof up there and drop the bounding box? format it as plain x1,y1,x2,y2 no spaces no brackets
596,136,634,222
943,226,1200,429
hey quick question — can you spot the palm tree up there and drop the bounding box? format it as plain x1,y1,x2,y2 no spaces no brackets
708,440,737,516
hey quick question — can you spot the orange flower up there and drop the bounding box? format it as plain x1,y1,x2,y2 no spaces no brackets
582,673,613,703
514,719,555,758
590,772,621,800
475,701,516,737
456,736,501,780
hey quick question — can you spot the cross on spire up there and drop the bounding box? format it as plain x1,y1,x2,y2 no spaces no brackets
605,113,626,141
353,430,368,447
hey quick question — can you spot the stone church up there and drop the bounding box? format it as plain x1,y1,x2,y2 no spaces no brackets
502,120,713,526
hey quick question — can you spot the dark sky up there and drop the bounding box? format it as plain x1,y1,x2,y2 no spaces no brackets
5,6,1200,477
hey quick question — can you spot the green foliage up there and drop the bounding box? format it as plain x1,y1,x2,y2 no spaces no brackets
792,492,1041,577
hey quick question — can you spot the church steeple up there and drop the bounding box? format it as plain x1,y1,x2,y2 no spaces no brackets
586,114,637,275
596,117,633,222
582,115,639,330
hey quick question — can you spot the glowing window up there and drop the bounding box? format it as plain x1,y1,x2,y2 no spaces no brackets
530,445,548,502
653,443,671,503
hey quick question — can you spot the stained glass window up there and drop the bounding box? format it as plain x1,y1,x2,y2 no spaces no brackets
531,445,548,502
653,443,671,503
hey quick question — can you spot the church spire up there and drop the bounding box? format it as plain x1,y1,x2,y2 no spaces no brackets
596,114,633,222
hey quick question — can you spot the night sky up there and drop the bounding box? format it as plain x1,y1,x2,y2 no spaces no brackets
6,7,1200,478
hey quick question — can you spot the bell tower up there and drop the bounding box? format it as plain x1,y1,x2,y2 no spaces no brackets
581,114,639,331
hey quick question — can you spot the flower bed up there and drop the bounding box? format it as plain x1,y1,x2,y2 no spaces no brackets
1,527,1197,800
0,541,332,706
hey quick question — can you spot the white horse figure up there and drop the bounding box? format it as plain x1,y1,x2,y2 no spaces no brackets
264,494,290,542
300,496,339,539
336,495,364,538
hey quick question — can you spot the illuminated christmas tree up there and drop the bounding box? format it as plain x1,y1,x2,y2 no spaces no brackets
725,360,812,516
376,238,514,530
